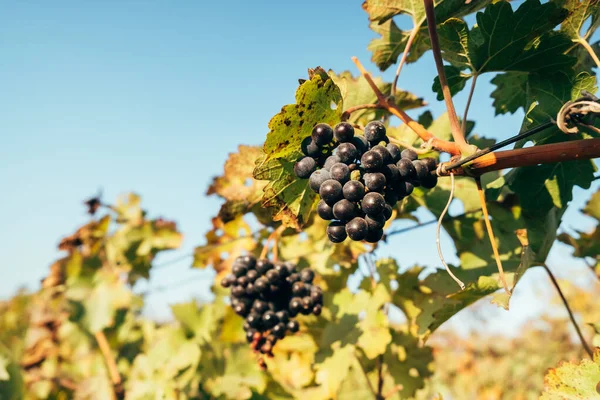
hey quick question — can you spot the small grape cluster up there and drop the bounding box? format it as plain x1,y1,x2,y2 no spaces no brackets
221,255,323,358
294,121,439,243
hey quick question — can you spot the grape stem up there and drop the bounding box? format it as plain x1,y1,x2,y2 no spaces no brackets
462,74,478,134
351,56,461,155
259,225,286,260
391,25,419,98
543,264,594,358
95,330,121,398
476,178,510,294
577,37,600,68
341,104,385,121
423,0,473,156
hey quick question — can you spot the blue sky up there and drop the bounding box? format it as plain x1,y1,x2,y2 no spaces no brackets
1,1,598,332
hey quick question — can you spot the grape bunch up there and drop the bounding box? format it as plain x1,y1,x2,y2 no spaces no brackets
294,121,439,243
221,255,323,359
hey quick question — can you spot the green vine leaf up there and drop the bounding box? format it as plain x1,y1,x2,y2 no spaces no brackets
540,348,600,399
560,0,600,41
253,67,342,230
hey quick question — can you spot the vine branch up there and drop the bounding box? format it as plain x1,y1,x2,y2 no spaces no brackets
341,104,385,121
423,0,472,155
351,56,461,155
577,37,600,68
543,264,594,358
462,74,478,134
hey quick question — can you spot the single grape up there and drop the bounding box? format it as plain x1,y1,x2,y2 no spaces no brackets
301,136,322,158
262,311,278,328
246,270,258,282
246,329,257,343
287,272,300,284
252,300,269,314
282,261,296,275
401,148,418,161
334,122,355,142
246,313,262,328
254,277,269,293
364,121,386,144
266,269,281,284
361,150,383,171
397,158,416,180
272,323,287,339
382,204,393,220
362,192,386,216
312,123,334,146
316,200,334,220
233,302,248,316
313,304,323,316
302,296,313,309
287,320,300,333
310,289,323,304
256,259,273,275
343,180,365,202
364,172,386,192
275,310,289,324
327,221,347,243
333,199,357,221
421,174,438,189
323,155,341,170
238,255,256,268
404,182,414,196
221,273,236,288
245,283,257,296
292,281,307,296
289,297,303,316
420,157,437,172
384,191,398,207
337,142,358,164
387,143,401,163
232,264,247,277
351,135,369,155
382,163,400,182
412,160,429,181
231,285,246,298
293,157,317,179
365,213,385,230
236,275,249,287
371,145,392,164
309,169,331,193
300,269,315,283
365,227,384,243
274,263,290,279
330,163,350,184
319,179,343,206
346,217,368,241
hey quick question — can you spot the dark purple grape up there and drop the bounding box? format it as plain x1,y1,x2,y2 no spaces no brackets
309,169,331,193
364,121,387,144
330,163,350,184
343,180,365,202
256,259,273,275
274,263,290,278
337,142,358,164
289,297,302,316
362,192,386,216
272,322,287,339
412,160,429,181
421,174,438,189
254,277,269,293
236,276,249,287
317,200,334,220
365,227,384,243
397,158,416,180
361,151,383,171
319,179,343,206
323,155,341,170
351,135,369,155
401,148,418,161
221,274,236,288
404,182,414,196
385,191,399,207
262,311,278,328
246,283,257,296
387,143,401,163
333,199,356,221
364,172,386,192
300,269,315,283
234,302,249,316
287,273,300,284
292,281,307,296
246,329,257,343
310,289,323,303
266,269,281,284
252,300,269,314
246,270,258,282
382,164,399,182
313,304,323,316
301,136,321,158
287,320,300,333
302,296,313,309
275,310,289,324
327,221,347,243
334,122,355,143
312,123,334,146
382,204,393,220
346,217,368,241
231,285,246,298
232,264,247,277
282,261,296,275
294,157,317,179
247,313,262,328
371,145,392,164
421,157,438,172
238,255,256,268
365,214,385,230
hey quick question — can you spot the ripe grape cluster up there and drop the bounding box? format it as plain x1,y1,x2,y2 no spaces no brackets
221,255,323,358
294,121,439,243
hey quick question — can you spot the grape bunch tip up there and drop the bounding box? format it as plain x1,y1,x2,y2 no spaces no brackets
220,254,323,363
295,121,440,244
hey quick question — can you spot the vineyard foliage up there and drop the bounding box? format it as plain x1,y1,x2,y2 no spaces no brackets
2,0,600,398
